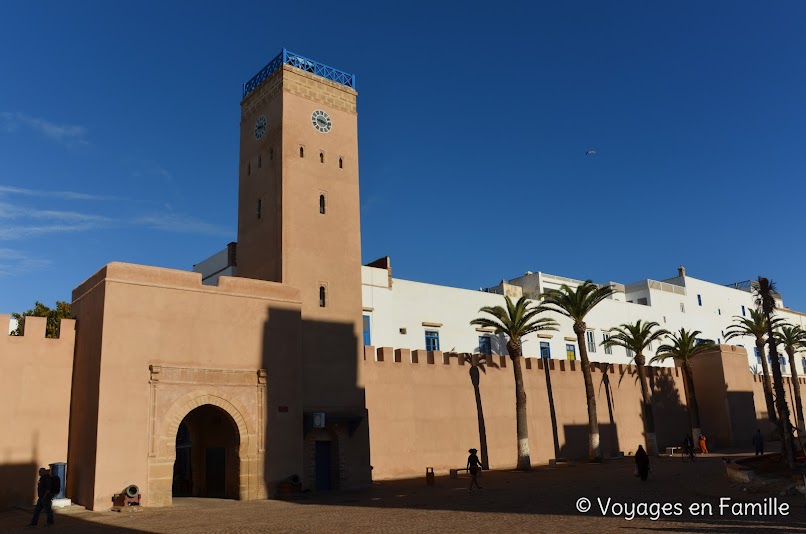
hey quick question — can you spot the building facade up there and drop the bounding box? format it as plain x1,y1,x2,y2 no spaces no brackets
3,48,804,510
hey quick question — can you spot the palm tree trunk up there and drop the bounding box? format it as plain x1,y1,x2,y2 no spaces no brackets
509,343,531,470
542,357,561,460
785,347,805,432
635,354,658,456
756,339,778,425
470,364,490,470
682,362,701,439
574,323,600,461
766,321,796,468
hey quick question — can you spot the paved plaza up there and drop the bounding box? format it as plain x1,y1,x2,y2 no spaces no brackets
3,454,805,533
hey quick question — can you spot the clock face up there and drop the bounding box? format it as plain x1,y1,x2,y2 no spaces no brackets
254,115,267,139
311,110,332,133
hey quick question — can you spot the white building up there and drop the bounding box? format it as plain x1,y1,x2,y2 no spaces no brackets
361,260,806,376
195,247,806,376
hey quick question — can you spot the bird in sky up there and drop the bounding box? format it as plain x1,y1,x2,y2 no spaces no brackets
585,150,597,156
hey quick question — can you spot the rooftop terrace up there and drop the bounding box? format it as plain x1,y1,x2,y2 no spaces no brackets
243,48,356,98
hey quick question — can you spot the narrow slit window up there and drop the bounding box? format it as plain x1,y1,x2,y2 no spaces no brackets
299,146,304,158
258,155,262,168
339,157,343,169
319,194,326,214
320,152,324,164
256,198,262,219
319,286,326,307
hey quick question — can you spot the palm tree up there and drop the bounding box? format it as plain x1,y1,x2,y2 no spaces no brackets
754,277,796,468
724,310,783,425
470,296,558,470
541,281,615,461
650,329,714,441
466,353,491,469
602,321,669,456
775,324,806,432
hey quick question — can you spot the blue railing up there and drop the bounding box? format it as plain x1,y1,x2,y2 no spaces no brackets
243,49,356,98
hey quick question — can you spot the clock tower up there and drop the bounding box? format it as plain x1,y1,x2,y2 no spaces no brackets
236,50,369,490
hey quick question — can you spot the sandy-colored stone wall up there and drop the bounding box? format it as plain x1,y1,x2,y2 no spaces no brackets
68,262,304,511
0,315,75,506
363,345,759,479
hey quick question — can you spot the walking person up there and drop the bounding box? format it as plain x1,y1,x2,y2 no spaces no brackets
467,448,482,492
752,429,764,455
29,467,55,527
683,433,695,461
635,445,650,482
699,434,709,454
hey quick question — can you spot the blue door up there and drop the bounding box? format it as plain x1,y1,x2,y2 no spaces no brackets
315,441,332,490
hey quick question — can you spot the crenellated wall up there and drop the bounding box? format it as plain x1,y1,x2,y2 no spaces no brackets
0,315,76,506
362,345,757,479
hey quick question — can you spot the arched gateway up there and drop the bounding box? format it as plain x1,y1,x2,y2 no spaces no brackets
147,366,267,507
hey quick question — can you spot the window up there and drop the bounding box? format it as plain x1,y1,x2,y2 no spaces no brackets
363,315,371,346
540,342,551,359
602,333,612,355
319,285,326,307
718,309,721,316
697,294,702,306
637,297,648,305
754,346,762,365
780,356,787,372
339,157,343,169
300,146,304,158
248,161,251,176
425,330,440,352
319,194,326,214
680,303,685,313
586,331,596,353
256,198,262,219
802,357,806,373
258,155,262,168
717,338,721,344
566,344,576,361
741,305,746,317
479,336,492,355
320,152,325,164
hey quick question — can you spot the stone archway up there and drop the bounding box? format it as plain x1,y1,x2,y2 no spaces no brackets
172,404,241,499
147,380,265,507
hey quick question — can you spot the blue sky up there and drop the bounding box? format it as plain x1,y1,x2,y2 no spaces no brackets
2,1,805,315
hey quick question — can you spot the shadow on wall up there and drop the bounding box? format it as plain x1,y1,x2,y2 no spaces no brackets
0,462,36,508
727,391,758,450
560,423,619,460
652,372,690,450
261,307,370,495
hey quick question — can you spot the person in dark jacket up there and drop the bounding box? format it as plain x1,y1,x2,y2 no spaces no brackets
752,429,764,455
635,445,650,482
29,467,54,527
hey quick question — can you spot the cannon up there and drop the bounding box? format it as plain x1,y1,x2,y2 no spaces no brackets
112,485,141,507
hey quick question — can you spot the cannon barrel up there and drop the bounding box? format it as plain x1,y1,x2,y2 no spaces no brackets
124,485,139,498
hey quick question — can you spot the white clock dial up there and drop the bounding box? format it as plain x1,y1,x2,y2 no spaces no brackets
311,110,332,133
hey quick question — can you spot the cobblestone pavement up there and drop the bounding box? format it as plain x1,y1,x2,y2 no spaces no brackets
2,454,805,533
